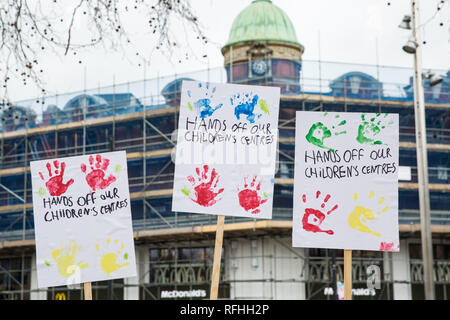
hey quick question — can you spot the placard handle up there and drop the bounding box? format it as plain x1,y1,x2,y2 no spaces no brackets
210,215,225,300
344,250,352,300
84,282,92,300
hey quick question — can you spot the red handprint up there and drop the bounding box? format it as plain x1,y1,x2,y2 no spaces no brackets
186,165,224,207
301,191,338,235
81,154,116,191
39,160,74,196
237,176,268,214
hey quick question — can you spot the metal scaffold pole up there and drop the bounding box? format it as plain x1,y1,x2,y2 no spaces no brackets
143,65,147,229
411,0,435,300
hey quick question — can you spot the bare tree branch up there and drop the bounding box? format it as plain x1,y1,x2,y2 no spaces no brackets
0,0,208,101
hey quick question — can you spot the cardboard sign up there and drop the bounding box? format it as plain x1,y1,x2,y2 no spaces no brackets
292,111,399,251
172,81,280,219
30,151,136,288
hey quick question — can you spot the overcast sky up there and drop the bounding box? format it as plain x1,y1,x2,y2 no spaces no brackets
9,0,450,102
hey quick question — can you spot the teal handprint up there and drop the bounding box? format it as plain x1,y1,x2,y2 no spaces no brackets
356,113,393,145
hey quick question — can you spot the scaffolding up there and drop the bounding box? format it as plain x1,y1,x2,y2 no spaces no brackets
0,60,449,299
2,234,450,300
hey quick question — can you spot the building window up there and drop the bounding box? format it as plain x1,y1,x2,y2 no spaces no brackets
410,243,450,300
46,279,124,300
141,246,229,300
306,249,392,300
272,59,300,80
0,256,31,300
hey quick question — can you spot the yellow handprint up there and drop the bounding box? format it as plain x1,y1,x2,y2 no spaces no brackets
96,238,130,277
348,191,389,237
51,240,89,278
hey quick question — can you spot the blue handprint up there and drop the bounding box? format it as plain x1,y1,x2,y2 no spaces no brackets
187,83,222,119
231,93,262,124
193,99,223,118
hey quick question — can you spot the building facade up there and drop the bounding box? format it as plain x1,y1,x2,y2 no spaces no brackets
0,0,449,300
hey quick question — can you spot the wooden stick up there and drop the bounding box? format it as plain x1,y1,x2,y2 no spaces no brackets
83,282,93,300
344,250,352,300
210,215,225,300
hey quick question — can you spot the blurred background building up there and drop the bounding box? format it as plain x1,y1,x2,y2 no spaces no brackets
0,0,449,300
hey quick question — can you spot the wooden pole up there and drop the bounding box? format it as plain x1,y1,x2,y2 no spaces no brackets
344,250,352,300
84,282,92,300
210,215,225,300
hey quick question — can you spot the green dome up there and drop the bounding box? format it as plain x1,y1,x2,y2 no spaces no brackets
225,0,302,48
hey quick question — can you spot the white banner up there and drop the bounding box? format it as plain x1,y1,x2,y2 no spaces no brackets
292,111,399,251
30,151,136,288
172,81,280,219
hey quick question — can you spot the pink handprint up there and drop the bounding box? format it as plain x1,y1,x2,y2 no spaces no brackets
81,154,116,191
39,160,74,196
379,242,399,251
237,176,268,214
185,165,224,207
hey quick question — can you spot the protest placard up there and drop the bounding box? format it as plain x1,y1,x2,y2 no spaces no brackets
172,81,280,299
293,111,399,299
30,151,136,290
293,111,399,252
172,81,280,219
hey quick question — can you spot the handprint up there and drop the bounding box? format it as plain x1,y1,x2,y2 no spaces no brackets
237,176,268,214
182,165,224,207
193,99,223,118
39,160,74,196
356,113,393,145
379,242,399,251
300,191,339,235
348,191,390,237
305,113,347,151
50,240,89,278
81,154,116,192
231,93,262,124
96,238,130,277
305,122,332,150
187,82,222,118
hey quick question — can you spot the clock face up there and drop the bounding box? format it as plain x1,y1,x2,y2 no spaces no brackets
252,60,267,76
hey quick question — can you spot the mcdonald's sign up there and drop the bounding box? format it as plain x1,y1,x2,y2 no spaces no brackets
54,292,67,300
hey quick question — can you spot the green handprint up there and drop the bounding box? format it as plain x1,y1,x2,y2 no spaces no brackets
305,113,347,151
356,113,393,145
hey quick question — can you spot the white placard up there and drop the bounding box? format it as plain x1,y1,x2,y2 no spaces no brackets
172,81,280,219
30,151,136,288
292,111,399,252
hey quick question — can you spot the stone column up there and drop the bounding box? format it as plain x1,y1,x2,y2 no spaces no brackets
392,239,412,300
123,245,148,300
30,253,47,300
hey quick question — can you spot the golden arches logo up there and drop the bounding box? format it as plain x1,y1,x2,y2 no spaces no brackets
55,292,66,300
